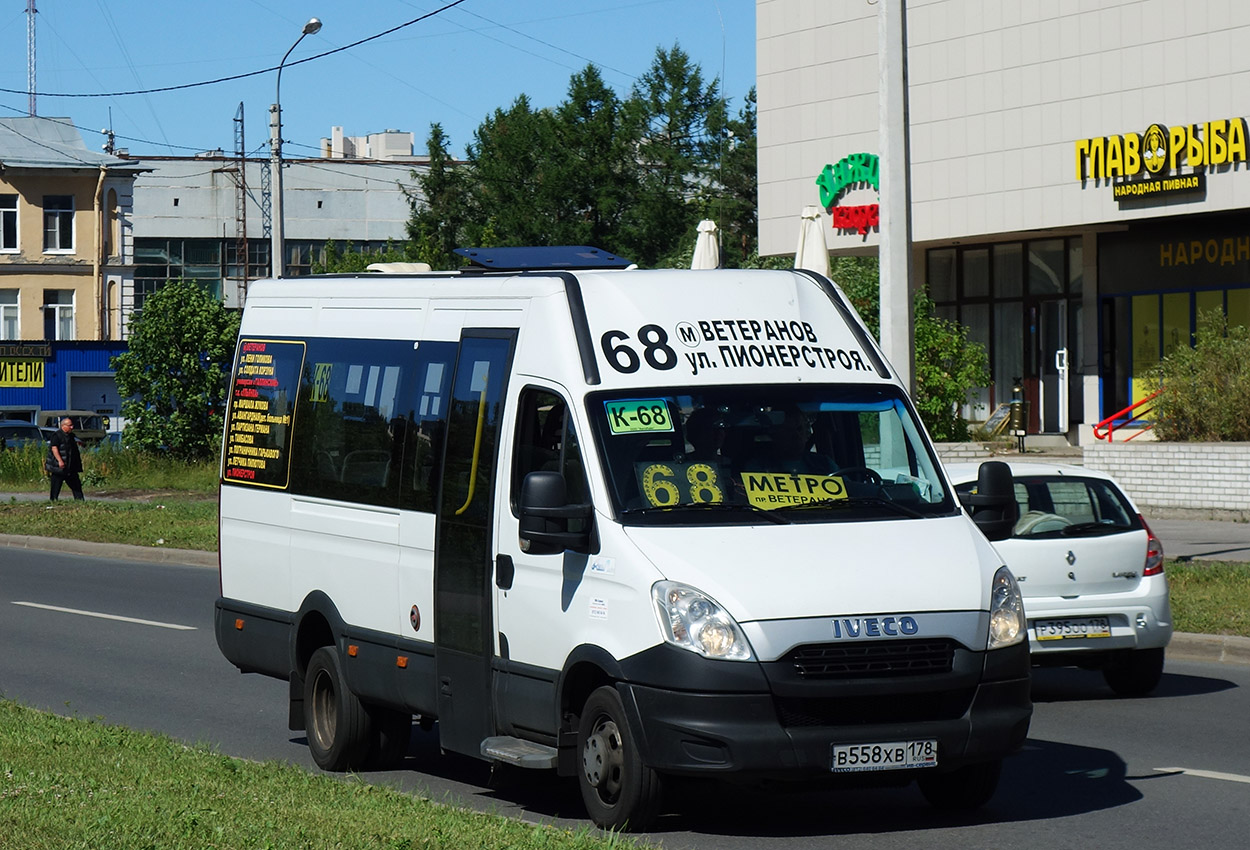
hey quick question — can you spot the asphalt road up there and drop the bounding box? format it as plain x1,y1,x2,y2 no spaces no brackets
2,545,1248,848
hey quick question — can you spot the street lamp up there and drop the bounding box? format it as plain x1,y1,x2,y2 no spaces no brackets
270,17,322,278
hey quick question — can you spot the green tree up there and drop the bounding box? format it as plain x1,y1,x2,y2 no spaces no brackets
1151,309,1250,441
313,239,415,274
833,257,990,441
408,124,474,269
702,87,760,268
110,279,240,459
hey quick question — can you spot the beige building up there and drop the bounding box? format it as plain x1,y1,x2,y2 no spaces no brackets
0,116,147,343
757,0,1250,443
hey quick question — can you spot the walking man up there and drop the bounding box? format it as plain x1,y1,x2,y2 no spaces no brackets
48,416,85,501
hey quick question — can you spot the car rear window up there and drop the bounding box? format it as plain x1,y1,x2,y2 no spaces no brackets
956,475,1141,538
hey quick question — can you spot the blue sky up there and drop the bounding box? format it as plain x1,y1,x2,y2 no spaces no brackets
0,1,756,160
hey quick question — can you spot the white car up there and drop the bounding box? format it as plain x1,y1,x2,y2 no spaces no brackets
946,461,1171,696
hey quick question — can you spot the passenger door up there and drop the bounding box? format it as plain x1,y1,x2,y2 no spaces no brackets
433,331,516,756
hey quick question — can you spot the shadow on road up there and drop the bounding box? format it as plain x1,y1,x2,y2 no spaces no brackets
343,723,1150,837
1030,666,1236,703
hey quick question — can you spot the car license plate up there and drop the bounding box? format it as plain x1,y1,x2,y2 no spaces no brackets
1034,616,1112,640
831,740,938,772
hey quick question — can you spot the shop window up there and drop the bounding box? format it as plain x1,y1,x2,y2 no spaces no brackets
928,248,956,302
993,301,1023,405
1067,239,1083,295
993,244,1023,298
1027,239,1065,295
1227,289,1250,330
43,289,74,340
0,289,17,339
962,248,990,299
42,195,74,252
961,303,991,415
1,195,17,252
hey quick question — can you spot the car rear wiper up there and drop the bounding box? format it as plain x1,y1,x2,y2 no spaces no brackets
1062,520,1133,535
621,502,792,524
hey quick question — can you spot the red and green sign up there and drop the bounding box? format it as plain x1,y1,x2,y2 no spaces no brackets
815,153,879,236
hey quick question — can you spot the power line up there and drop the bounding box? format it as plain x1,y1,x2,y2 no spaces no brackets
0,0,470,100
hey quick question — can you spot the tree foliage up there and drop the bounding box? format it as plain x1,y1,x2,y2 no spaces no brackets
110,279,240,459
405,44,760,270
835,256,990,441
1151,310,1250,441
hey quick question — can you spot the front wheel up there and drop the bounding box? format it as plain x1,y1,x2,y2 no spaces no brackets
304,646,373,771
917,760,1002,810
576,685,662,831
1103,647,1165,696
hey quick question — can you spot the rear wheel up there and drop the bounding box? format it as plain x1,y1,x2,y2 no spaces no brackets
1103,647,1165,696
576,686,662,831
304,646,373,771
917,760,1002,810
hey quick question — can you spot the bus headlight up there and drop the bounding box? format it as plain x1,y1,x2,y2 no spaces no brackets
652,581,754,661
987,566,1026,649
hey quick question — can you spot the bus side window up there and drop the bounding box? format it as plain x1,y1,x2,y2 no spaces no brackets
399,351,454,514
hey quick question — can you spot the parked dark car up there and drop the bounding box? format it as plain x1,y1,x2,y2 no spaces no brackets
0,420,47,451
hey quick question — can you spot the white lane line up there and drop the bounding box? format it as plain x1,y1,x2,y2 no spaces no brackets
1155,767,1250,785
12,601,196,631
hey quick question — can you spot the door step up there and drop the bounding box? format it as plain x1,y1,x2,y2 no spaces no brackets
480,736,558,769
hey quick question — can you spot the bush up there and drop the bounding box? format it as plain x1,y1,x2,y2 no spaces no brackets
1151,310,1250,441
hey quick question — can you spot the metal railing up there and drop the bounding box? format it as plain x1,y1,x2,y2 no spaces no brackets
1093,388,1163,442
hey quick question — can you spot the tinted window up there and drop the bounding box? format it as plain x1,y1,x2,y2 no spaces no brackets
956,475,1140,538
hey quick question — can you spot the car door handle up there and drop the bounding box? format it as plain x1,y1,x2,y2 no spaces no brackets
496,554,514,590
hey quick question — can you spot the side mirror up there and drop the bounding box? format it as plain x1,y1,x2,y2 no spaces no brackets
519,471,593,555
966,461,1018,542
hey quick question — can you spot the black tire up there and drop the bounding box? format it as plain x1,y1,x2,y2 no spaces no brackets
1103,647,1165,696
304,646,373,771
368,707,412,768
917,759,1002,810
576,685,663,831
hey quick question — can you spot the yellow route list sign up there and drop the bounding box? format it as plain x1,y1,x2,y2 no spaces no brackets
222,339,305,489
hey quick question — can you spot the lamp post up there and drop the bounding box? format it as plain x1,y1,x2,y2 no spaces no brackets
269,17,321,278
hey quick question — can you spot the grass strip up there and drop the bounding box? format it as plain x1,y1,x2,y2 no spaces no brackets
0,700,630,850
1164,560,1250,637
0,500,218,552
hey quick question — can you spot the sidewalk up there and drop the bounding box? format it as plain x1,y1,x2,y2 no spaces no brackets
2,529,1246,667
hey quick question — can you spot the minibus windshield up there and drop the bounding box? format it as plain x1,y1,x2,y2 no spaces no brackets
587,385,955,524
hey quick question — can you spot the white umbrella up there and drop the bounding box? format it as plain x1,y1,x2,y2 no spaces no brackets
794,205,831,278
691,219,720,269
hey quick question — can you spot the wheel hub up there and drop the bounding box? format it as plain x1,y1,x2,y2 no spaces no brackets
581,716,624,798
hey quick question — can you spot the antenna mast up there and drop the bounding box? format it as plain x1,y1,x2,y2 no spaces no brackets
27,0,37,116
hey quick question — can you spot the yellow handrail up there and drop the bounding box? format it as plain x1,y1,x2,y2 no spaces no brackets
455,379,489,516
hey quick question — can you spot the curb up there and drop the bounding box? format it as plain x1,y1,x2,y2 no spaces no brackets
2,533,1247,666
1167,631,1250,666
0,533,217,569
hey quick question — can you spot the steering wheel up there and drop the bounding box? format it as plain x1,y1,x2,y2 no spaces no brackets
833,466,883,486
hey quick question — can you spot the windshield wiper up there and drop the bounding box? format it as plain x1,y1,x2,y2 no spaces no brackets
773,496,927,519
620,502,792,524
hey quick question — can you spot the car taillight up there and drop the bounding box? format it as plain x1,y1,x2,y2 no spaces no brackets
1139,514,1164,576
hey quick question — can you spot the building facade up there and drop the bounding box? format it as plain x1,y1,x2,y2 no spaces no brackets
757,0,1250,443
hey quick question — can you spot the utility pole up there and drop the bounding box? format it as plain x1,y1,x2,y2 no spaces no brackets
878,0,915,391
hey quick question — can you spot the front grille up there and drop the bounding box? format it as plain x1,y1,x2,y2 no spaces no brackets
787,639,956,679
775,688,975,727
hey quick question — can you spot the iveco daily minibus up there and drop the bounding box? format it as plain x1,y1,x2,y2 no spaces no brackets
214,247,1029,830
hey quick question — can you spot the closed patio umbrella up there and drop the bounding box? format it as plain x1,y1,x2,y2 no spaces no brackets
794,205,830,278
691,219,720,269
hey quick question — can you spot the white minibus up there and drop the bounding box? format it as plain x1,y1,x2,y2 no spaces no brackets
215,247,1029,830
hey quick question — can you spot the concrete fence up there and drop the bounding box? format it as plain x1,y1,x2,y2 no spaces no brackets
1084,442,1250,513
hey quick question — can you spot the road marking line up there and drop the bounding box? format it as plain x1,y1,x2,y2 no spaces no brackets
1155,767,1250,785
12,601,196,631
